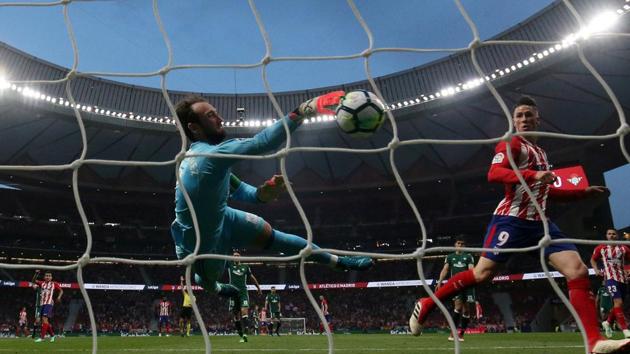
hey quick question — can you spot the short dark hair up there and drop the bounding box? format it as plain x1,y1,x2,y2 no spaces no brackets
175,95,207,141
455,236,466,244
513,95,538,112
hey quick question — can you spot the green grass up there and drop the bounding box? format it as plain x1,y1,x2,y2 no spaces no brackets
0,332,606,353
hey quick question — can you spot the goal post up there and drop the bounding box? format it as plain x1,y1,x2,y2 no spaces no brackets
279,317,306,335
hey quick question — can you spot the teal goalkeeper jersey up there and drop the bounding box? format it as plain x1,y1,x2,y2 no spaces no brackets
445,252,474,277
172,117,299,254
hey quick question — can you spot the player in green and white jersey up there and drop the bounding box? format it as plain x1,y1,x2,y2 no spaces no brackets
31,270,41,339
597,280,615,338
265,286,282,336
436,237,475,341
228,252,261,343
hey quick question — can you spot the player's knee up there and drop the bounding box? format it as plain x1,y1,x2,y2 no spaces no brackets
564,262,588,280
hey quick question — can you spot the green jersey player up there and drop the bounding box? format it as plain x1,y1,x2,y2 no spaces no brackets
265,287,282,336
436,237,475,341
597,281,615,338
228,252,261,343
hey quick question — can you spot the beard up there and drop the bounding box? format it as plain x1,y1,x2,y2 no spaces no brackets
206,128,226,145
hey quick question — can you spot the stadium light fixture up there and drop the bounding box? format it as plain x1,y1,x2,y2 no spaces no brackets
580,11,619,38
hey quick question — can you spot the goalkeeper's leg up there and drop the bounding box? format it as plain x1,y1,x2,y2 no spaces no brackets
227,207,373,271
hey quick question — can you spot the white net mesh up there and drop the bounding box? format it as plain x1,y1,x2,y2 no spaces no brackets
0,0,629,353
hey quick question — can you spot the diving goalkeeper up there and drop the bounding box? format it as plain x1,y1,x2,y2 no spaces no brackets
171,92,373,300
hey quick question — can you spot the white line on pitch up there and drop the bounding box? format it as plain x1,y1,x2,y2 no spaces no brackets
0,345,586,352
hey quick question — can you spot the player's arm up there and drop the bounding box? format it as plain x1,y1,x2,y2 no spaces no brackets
435,262,449,290
55,283,63,303
249,272,262,295
213,92,344,166
590,247,602,277
487,140,539,184
548,186,609,201
229,173,287,204
180,276,186,296
31,270,40,287
468,255,475,270
264,298,269,312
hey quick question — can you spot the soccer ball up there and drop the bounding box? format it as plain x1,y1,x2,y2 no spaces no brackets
336,90,386,137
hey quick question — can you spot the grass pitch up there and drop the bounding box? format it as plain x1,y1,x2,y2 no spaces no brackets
0,332,601,353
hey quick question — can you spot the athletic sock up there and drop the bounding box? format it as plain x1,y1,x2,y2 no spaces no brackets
275,322,281,335
186,322,191,336
567,277,604,349
40,323,47,339
422,270,477,316
265,230,335,266
235,320,243,337
241,316,249,335
460,314,470,337
613,307,628,330
452,309,461,328
608,310,616,324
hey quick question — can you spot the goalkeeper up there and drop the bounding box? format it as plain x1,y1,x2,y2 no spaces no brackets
171,92,373,301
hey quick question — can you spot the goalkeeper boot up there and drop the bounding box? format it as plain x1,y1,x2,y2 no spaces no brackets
217,283,240,298
591,338,630,353
336,256,374,271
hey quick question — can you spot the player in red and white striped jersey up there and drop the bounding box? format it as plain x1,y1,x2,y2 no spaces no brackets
591,229,630,339
157,297,172,336
16,306,29,337
409,96,629,354
319,295,332,334
32,271,62,343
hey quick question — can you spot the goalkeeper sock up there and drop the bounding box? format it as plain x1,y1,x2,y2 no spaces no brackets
241,315,249,335
186,322,191,336
568,277,604,349
265,229,336,266
235,320,243,337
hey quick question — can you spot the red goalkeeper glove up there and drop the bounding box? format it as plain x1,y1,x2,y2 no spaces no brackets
290,91,345,121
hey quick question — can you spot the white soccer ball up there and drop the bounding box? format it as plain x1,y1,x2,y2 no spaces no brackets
335,90,386,138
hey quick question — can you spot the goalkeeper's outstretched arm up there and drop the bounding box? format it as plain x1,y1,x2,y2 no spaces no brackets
214,91,344,165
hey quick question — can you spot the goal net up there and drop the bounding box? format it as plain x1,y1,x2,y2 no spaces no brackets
0,1,628,354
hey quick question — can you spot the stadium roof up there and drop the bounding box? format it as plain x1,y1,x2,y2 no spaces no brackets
0,0,628,191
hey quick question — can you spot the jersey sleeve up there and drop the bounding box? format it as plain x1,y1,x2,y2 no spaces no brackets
467,254,475,267
54,282,61,290
592,245,602,261
487,139,538,184
229,174,260,204
213,116,299,168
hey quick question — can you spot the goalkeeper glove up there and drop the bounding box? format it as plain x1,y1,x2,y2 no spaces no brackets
290,91,345,122
256,175,287,203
